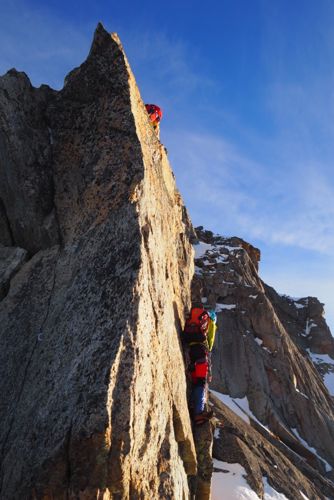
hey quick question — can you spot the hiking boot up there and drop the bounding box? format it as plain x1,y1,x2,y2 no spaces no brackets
193,410,214,425
201,410,213,419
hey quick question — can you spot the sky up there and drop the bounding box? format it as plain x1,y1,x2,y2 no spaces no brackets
1,0,333,331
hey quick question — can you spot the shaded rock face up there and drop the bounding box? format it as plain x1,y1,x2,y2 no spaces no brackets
0,24,196,499
0,71,57,253
193,227,334,497
0,245,27,300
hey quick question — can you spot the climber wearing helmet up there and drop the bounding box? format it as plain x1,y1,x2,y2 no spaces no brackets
145,104,162,139
182,306,218,425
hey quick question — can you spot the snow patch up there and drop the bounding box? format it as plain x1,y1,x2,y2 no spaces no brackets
307,349,334,366
221,245,243,252
214,427,221,439
249,295,258,299
211,390,250,424
193,241,214,259
263,477,289,499
212,460,289,499
216,303,236,312
212,459,259,499
254,337,263,346
211,390,273,436
216,255,229,263
291,428,333,472
303,320,317,337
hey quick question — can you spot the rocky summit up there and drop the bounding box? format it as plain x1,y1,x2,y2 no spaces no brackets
1,22,334,500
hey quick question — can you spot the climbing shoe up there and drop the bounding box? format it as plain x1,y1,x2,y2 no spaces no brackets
193,410,214,425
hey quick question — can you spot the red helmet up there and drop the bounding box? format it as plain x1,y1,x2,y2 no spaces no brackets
145,104,162,123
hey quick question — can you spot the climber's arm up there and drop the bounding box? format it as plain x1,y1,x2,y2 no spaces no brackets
207,321,217,351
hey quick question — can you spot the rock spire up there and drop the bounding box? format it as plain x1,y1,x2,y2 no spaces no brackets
0,24,196,499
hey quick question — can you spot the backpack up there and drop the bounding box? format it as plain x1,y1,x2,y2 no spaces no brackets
183,307,210,344
191,358,209,383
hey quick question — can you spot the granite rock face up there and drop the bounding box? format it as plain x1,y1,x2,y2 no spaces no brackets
0,70,57,253
0,25,196,499
193,226,334,498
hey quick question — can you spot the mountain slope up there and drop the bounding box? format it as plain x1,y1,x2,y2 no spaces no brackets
192,226,334,499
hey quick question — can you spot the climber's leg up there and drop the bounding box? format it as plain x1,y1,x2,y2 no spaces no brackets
193,380,206,415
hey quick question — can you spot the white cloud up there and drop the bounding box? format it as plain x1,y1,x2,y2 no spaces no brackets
166,129,334,254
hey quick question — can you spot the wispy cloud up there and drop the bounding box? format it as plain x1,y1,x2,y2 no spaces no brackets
120,29,216,111
166,129,334,254
260,168,334,252
264,79,334,168
125,31,213,91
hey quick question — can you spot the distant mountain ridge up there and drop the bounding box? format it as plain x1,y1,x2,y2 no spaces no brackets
192,226,334,498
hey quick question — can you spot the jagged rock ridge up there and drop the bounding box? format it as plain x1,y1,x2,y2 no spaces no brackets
193,226,334,499
0,24,197,499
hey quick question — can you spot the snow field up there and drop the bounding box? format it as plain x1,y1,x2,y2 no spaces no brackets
212,460,289,499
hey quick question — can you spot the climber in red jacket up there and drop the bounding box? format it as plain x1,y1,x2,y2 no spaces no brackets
145,104,162,139
182,307,217,425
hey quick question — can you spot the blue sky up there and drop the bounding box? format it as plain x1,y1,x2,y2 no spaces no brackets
1,0,334,331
